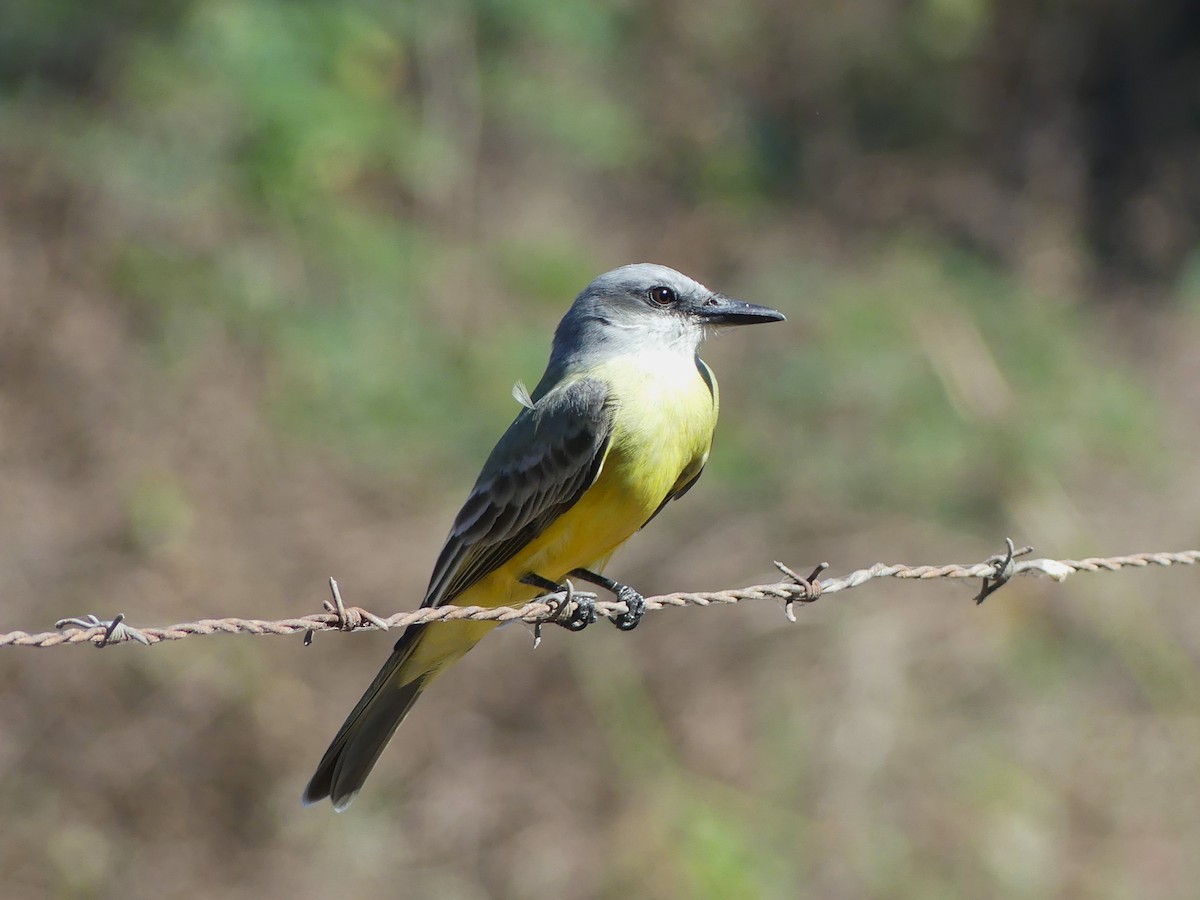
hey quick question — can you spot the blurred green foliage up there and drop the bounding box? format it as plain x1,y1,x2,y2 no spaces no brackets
726,245,1160,524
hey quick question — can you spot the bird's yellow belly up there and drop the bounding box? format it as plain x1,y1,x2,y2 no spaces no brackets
458,353,717,608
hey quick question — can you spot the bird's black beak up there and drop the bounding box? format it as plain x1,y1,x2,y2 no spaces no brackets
694,295,786,326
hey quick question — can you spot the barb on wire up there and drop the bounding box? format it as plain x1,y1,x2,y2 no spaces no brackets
973,538,1035,604
304,578,390,646
4,543,1199,650
773,560,828,622
53,613,151,648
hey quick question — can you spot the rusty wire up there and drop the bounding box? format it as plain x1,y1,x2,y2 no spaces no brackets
2,545,1197,649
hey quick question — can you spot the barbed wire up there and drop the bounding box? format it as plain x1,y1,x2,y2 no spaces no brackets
2,543,1198,649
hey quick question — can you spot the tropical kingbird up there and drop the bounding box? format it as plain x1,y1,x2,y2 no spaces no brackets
303,263,784,810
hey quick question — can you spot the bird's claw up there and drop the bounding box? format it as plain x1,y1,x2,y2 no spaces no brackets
612,585,645,631
557,593,597,631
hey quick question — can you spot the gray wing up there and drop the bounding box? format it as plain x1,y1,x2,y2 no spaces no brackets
422,377,613,608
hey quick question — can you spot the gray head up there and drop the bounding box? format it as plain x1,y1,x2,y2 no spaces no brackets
549,263,784,368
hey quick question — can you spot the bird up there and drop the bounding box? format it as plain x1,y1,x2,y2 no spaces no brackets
303,263,784,810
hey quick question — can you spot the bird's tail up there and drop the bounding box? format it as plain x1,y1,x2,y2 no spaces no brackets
302,619,492,811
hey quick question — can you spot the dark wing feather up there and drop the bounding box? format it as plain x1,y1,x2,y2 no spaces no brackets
422,377,613,608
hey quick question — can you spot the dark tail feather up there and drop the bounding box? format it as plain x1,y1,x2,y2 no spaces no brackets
303,625,429,812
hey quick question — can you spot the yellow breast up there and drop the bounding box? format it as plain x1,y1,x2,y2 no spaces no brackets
457,351,719,608
526,352,717,575
594,351,718,510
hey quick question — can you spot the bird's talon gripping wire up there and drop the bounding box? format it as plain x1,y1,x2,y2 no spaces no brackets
612,585,646,631
521,573,597,633
567,568,646,631
555,581,597,632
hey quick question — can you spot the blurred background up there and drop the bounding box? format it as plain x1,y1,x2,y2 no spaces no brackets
3,1,1200,897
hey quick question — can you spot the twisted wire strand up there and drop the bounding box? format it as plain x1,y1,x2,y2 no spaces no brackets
3,548,1197,649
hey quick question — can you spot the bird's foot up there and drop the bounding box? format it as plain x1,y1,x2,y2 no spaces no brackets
557,590,598,632
612,584,646,631
568,568,646,631
521,572,598,632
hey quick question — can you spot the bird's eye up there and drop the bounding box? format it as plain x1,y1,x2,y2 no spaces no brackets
647,286,677,307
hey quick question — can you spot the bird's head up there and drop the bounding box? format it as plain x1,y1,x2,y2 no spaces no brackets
552,263,784,363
